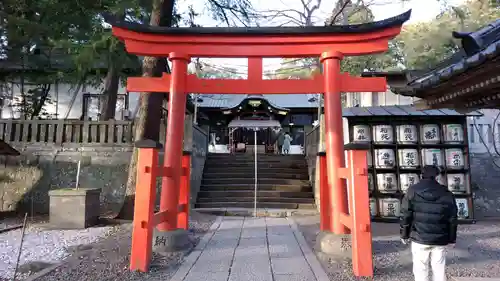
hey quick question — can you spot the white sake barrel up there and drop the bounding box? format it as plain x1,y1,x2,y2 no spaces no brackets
376,173,398,193
352,125,371,142
396,125,418,144
400,173,420,193
368,173,374,192
455,198,469,219
398,149,420,169
443,124,464,144
369,198,378,217
379,198,401,217
373,125,394,143
447,174,467,193
445,149,465,169
420,124,441,144
375,149,395,168
436,174,447,186
421,149,444,167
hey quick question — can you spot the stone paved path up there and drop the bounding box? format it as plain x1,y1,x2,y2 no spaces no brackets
169,216,329,281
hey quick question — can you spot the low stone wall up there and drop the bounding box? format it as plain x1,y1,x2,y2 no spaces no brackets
0,145,131,215
0,143,207,216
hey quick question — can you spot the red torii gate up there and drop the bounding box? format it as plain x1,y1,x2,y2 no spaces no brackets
107,10,410,278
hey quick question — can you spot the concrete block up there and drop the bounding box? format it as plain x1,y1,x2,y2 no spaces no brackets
315,231,352,259
48,188,101,229
152,228,192,253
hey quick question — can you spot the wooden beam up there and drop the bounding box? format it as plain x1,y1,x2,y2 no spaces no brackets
125,40,390,58
127,73,387,94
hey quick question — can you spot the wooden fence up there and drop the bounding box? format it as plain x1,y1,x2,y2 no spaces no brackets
0,119,135,145
0,119,210,148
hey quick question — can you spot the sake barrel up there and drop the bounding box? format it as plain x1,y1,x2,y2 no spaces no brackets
376,173,398,193
368,173,375,192
447,173,467,193
375,149,395,168
369,198,378,217
379,198,401,217
400,173,420,193
396,125,418,144
455,198,469,219
445,148,465,169
373,125,394,144
420,124,441,144
398,149,420,169
352,125,371,142
443,124,464,144
421,148,444,167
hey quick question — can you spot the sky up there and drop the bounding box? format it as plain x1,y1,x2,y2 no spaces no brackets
176,0,466,72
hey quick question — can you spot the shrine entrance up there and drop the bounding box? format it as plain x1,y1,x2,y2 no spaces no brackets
106,10,411,278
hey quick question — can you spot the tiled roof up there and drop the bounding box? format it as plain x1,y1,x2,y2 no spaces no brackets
105,10,411,36
342,105,482,117
196,94,320,108
408,19,500,94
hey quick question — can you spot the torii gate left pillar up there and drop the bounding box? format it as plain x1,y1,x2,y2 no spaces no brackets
107,10,410,278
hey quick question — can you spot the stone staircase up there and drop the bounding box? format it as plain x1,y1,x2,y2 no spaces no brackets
195,153,315,209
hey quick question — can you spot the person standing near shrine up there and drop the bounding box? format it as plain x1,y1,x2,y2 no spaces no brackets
400,165,458,281
282,132,293,155
276,130,285,154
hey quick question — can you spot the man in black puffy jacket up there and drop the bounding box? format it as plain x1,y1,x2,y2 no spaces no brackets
400,165,458,281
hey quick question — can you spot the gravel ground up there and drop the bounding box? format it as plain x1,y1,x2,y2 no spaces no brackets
31,211,216,281
0,216,116,281
293,215,500,281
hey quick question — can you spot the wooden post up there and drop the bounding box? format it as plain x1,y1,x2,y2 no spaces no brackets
177,151,191,230
158,53,190,231
346,146,373,277
129,140,162,272
321,51,349,235
318,151,331,232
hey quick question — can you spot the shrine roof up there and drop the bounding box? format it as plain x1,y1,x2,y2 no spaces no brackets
342,105,482,117
197,94,319,109
402,19,500,96
104,10,411,36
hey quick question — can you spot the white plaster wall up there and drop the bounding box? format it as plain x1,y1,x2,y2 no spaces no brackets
344,88,415,108
467,109,500,154
0,80,140,120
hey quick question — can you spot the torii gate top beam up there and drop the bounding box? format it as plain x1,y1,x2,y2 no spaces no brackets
105,10,411,58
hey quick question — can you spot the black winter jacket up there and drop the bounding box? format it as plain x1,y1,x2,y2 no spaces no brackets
400,178,458,246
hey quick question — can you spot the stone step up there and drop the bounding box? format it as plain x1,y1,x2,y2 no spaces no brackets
202,172,309,180
197,197,315,204
200,184,312,192
204,166,308,174
207,154,305,160
205,158,306,164
198,190,314,198
194,201,316,209
204,162,307,169
194,207,318,217
202,178,309,186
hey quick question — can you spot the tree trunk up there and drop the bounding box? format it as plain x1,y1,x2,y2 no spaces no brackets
118,0,175,219
30,84,51,119
101,59,120,120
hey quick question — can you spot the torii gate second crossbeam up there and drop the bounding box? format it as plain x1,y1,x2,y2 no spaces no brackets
106,10,411,278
